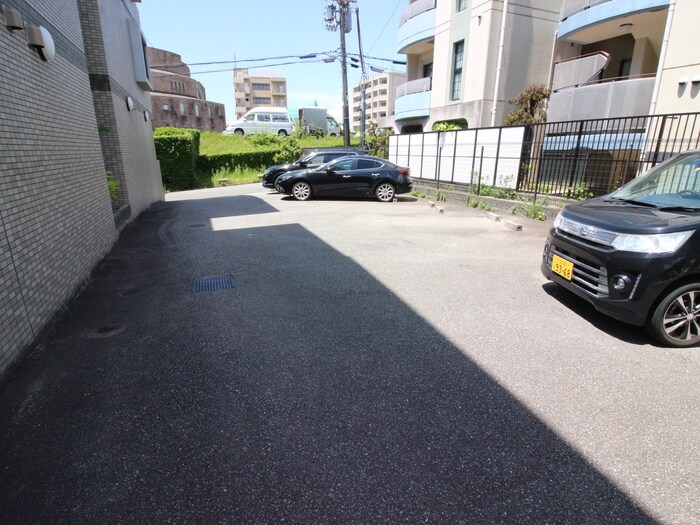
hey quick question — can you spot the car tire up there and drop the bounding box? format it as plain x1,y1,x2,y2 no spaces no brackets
375,182,395,202
278,130,288,137
292,181,312,201
648,283,700,347
234,129,244,136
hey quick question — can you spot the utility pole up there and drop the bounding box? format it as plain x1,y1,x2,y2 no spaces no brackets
355,6,367,149
324,0,356,147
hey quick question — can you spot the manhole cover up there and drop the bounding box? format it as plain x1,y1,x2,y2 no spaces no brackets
192,275,236,293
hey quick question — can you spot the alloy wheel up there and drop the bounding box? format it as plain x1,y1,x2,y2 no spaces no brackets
376,183,395,202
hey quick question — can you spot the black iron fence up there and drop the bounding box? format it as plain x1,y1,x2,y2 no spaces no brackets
388,112,700,201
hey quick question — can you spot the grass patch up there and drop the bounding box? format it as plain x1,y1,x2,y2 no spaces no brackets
211,167,262,186
200,131,360,156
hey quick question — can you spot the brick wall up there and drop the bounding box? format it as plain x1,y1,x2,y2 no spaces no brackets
148,47,227,133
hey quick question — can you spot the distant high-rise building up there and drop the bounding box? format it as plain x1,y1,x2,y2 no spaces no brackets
352,71,406,132
233,68,287,120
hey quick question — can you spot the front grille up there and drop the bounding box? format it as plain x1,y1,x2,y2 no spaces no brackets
548,245,609,298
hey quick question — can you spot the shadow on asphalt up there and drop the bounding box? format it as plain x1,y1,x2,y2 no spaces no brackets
0,195,657,523
541,282,653,346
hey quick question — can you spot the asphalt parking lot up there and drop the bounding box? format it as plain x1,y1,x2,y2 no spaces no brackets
1,184,698,524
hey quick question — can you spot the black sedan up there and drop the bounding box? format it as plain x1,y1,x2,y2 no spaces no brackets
260,148,366,188
274,156,412,202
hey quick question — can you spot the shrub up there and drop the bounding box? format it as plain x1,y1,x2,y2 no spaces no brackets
273,136,302,164
154,127,200,191
196,150,278,175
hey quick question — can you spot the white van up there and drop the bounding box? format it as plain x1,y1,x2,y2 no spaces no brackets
224,107,293,137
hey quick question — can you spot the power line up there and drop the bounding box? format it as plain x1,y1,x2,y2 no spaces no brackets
150,52,334,70
366,0,403,54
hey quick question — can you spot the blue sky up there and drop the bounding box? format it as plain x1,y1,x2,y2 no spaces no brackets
137,0,405,125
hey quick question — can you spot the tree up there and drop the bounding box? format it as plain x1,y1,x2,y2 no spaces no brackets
504,84,551,126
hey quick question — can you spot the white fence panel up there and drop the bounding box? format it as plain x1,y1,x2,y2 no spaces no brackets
421,133,439,180
495,127,525,188
452,130,477,184
391,126,525,188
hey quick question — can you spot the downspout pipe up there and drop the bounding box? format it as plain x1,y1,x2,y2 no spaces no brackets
490,0,510,127
648,0,675,116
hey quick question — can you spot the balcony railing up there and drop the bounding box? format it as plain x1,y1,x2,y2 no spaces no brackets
548,75,655,122
396,77,432,98
399,0,436,26
552,52,610,92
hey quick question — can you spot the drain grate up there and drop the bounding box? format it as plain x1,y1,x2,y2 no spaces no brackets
192,275,236,293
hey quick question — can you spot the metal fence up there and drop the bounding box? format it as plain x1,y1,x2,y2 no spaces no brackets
388,112,700,201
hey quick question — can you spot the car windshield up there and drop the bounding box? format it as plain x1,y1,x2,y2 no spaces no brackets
609,153,700,210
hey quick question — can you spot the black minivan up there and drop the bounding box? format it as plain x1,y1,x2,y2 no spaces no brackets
542,150,700,347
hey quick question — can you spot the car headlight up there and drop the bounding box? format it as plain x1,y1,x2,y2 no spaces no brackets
611,231,693,254
552,210,563,229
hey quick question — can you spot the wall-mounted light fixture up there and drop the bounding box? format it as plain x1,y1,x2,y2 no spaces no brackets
126,96,134,111
144,111,150,122
25,24,55,62
2,6,23,30
678,77,689,85
692,76,700,85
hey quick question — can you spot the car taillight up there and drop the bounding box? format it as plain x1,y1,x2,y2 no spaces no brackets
398,168,410,177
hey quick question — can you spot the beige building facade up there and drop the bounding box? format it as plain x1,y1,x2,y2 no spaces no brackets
547,0,699,122
233,68,287,121
394,0,562,133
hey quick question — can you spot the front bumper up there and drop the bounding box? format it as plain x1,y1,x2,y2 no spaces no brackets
541,229,680,326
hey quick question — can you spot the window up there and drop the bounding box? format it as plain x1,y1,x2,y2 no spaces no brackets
253,97,271,104
244,114,256,122
195,104,201,117
451,41,464,101
357,159,382,169
379,78,387,85
257,114,271,122
252,83,270,91
162,104,170,111
272,114,289,122
423,63,433,78
179,102,186,116
331,158,355,171
208,107,212,118
457,0,468,11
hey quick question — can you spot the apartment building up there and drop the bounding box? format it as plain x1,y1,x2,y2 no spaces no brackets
0,0,162,380
549,0,700,121
148,48,226,132
233,68,287,120
394,0,562,133
351,71,406,132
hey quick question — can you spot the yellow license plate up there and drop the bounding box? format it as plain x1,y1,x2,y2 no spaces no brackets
551,254,574,281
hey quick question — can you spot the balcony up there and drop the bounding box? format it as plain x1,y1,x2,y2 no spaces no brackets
548,75,655,121
559,0,670,41
397,0,436,54
394,77,431,121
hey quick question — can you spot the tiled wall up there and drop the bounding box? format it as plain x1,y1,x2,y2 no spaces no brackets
0,0,117,377
0,0,163,380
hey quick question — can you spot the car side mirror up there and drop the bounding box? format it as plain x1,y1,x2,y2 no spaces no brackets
298,161,307,167
325,166,335,173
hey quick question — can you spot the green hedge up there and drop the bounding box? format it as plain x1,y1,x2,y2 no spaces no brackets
154,128,200,191
196,150,278,175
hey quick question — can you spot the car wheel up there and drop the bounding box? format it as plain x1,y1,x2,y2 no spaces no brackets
234,129,244,136
292,181,312,201
648,283,700,347
375,182,395,202
278,130,288,137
